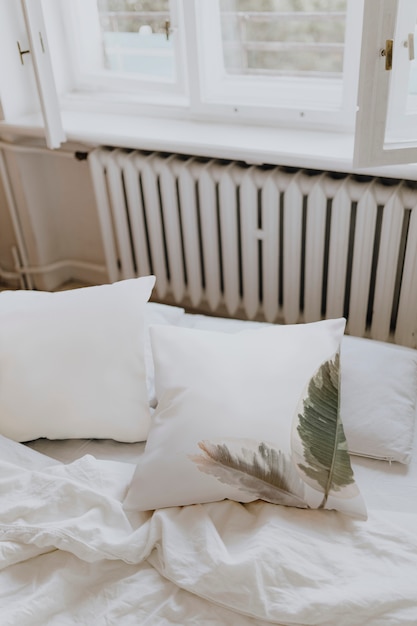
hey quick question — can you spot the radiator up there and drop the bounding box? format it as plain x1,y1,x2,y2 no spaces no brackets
89,148,417,349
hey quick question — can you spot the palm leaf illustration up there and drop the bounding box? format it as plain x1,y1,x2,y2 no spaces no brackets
292,352,357,508
190,439,308,508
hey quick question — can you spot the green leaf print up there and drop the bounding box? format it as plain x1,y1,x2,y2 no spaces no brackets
294,352,355,508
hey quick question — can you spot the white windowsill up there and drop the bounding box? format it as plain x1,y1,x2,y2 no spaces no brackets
1,110,417,180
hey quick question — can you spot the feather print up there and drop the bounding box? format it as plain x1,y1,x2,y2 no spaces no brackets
190,439,308,509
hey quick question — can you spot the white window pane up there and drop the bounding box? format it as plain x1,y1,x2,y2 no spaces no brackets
386,0,417,141
219,0,347,78
193,0,361,129
406,21,417,103
65,0,184,96
97,0,174,80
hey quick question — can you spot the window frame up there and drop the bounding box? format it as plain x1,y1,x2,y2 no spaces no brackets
61,0,189,103
8,0,416,172
353,0,417,168
21,0,66,149
54,0,364,133
186,0,363,132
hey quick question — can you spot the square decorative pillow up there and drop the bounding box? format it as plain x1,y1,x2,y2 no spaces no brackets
0,276,155,442
125,319,367,519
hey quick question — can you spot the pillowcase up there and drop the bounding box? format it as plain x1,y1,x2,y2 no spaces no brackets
0,276,155,442
179,314,417,465
340,336,417,464
125,319,367,519
144,302,185,407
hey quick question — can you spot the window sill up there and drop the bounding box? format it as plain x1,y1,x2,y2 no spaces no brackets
1,110,417,181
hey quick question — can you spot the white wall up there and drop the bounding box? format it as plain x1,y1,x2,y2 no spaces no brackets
0,144,107,290
0,173,20,286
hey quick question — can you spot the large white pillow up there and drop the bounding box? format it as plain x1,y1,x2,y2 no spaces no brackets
0,276,155,442
125,319,367,519
340,336,417,464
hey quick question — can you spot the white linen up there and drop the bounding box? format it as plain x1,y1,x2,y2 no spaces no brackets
2,434,417,625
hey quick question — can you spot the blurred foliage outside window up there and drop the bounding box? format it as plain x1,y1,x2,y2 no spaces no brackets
96,0,347,79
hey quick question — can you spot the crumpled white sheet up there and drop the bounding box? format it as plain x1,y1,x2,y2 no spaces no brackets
1,436,417,626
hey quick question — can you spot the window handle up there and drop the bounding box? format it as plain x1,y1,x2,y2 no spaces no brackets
381,39,393,71
17,32,45,65
164,19,172,41
17,41,30,65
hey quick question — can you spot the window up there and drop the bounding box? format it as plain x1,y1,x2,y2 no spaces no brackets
387,0,417,141
188,0,362,129
354,0,417,167
218,1,347,78
56,0,363,130
21,0,66,149
11,0,411,169
96,0,174,79
62,0,187,103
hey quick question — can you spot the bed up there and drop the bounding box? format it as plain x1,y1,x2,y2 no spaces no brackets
1,277,417,626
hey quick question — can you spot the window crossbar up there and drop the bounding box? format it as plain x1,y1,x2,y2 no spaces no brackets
223,42,345,53
220,11,346,22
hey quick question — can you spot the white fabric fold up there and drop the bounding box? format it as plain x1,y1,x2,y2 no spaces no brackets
1,438,417,626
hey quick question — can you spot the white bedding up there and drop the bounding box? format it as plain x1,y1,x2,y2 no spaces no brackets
1,314,417,625
2,436,417,625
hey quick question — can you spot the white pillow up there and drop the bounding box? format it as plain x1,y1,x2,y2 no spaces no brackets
125,319,367,519
0,276,155,442
179,314,417,465
144,302,185,407
341,336,417,464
